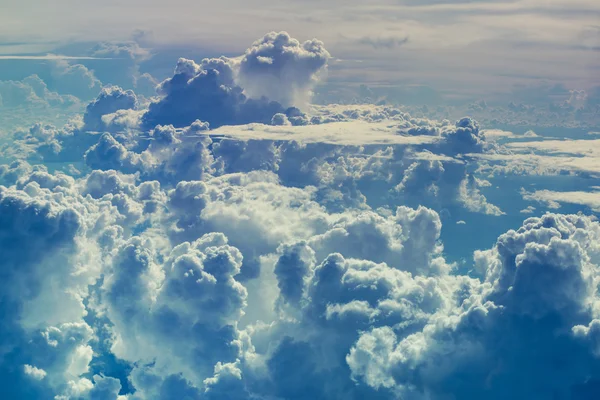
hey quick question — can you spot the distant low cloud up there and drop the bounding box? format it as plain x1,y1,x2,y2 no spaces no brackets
522,188,600,212
0,74,78,108
49,60,102,99
356,35,410,49
0,54,111,60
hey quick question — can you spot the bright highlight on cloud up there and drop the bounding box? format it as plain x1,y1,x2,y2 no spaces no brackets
0,27,599,400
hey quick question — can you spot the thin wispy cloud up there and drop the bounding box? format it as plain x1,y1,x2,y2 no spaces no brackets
0,54,112,60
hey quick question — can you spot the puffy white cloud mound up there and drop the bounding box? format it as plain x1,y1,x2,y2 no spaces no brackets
100,235,248,395
238,31,330,107
83,86,138,131
439,116,487,155
1,157,598,399
141,32,330,130
141,57,283,129
0,175,123,398
348,213,600,399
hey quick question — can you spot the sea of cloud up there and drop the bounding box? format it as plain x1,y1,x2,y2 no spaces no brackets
0,31,599,399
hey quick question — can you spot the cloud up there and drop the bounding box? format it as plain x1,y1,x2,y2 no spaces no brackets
522,188,600,212
84,133,143,173
274,242,316,308
49,60,102,99
5,0,600,109
474,137,600,177
90,41,151,62
520,205,536,214
83,86,138,131
88,41,156,94
0,175,119,398
209,120,441,146
237,31,330,107
356,35,410,49
141,32,330,130
23,365,47,381
84,123,215,184
438,117,487,155
141,57,284,129
507,137,600,157
0,75,78,108
1,132,599,400
2,29,600,400
459,174,505,215
271,112,292,126
0,55,111,60
100,235,248,394
348,213,600,399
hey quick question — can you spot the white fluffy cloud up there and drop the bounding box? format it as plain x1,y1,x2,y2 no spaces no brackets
349,213,600,399
237,31,330,107
49,60,102,99
83,86,138,131
140,32,330,130
2,140,600,400
141,56,283,129
0,173,121,398
100,235,247,393
522,188,600,212
0,75,74,109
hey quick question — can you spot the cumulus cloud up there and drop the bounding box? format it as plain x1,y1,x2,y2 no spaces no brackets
438,117,487,155
349,213,600,399
24,364,47,381
100,235,248,395
88,40,157,96
84,123,214,184
0,75,78,109
237,31,330,107
83,86,138,131
49,60,102,99
2,141,599,400
90,41,151,62
141,56,283,129
520,205,536,214
459,174,505,216
0,176,118,398
141,32,330,130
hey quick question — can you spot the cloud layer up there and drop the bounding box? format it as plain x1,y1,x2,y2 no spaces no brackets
0,30,599,400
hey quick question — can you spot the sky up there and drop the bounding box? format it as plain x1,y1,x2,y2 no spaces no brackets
2,0,599,100
1,1,600,399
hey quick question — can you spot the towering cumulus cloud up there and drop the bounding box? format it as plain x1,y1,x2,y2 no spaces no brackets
238,31,330,107
1,29,599,400
142,31,329,129
141,57,283,129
